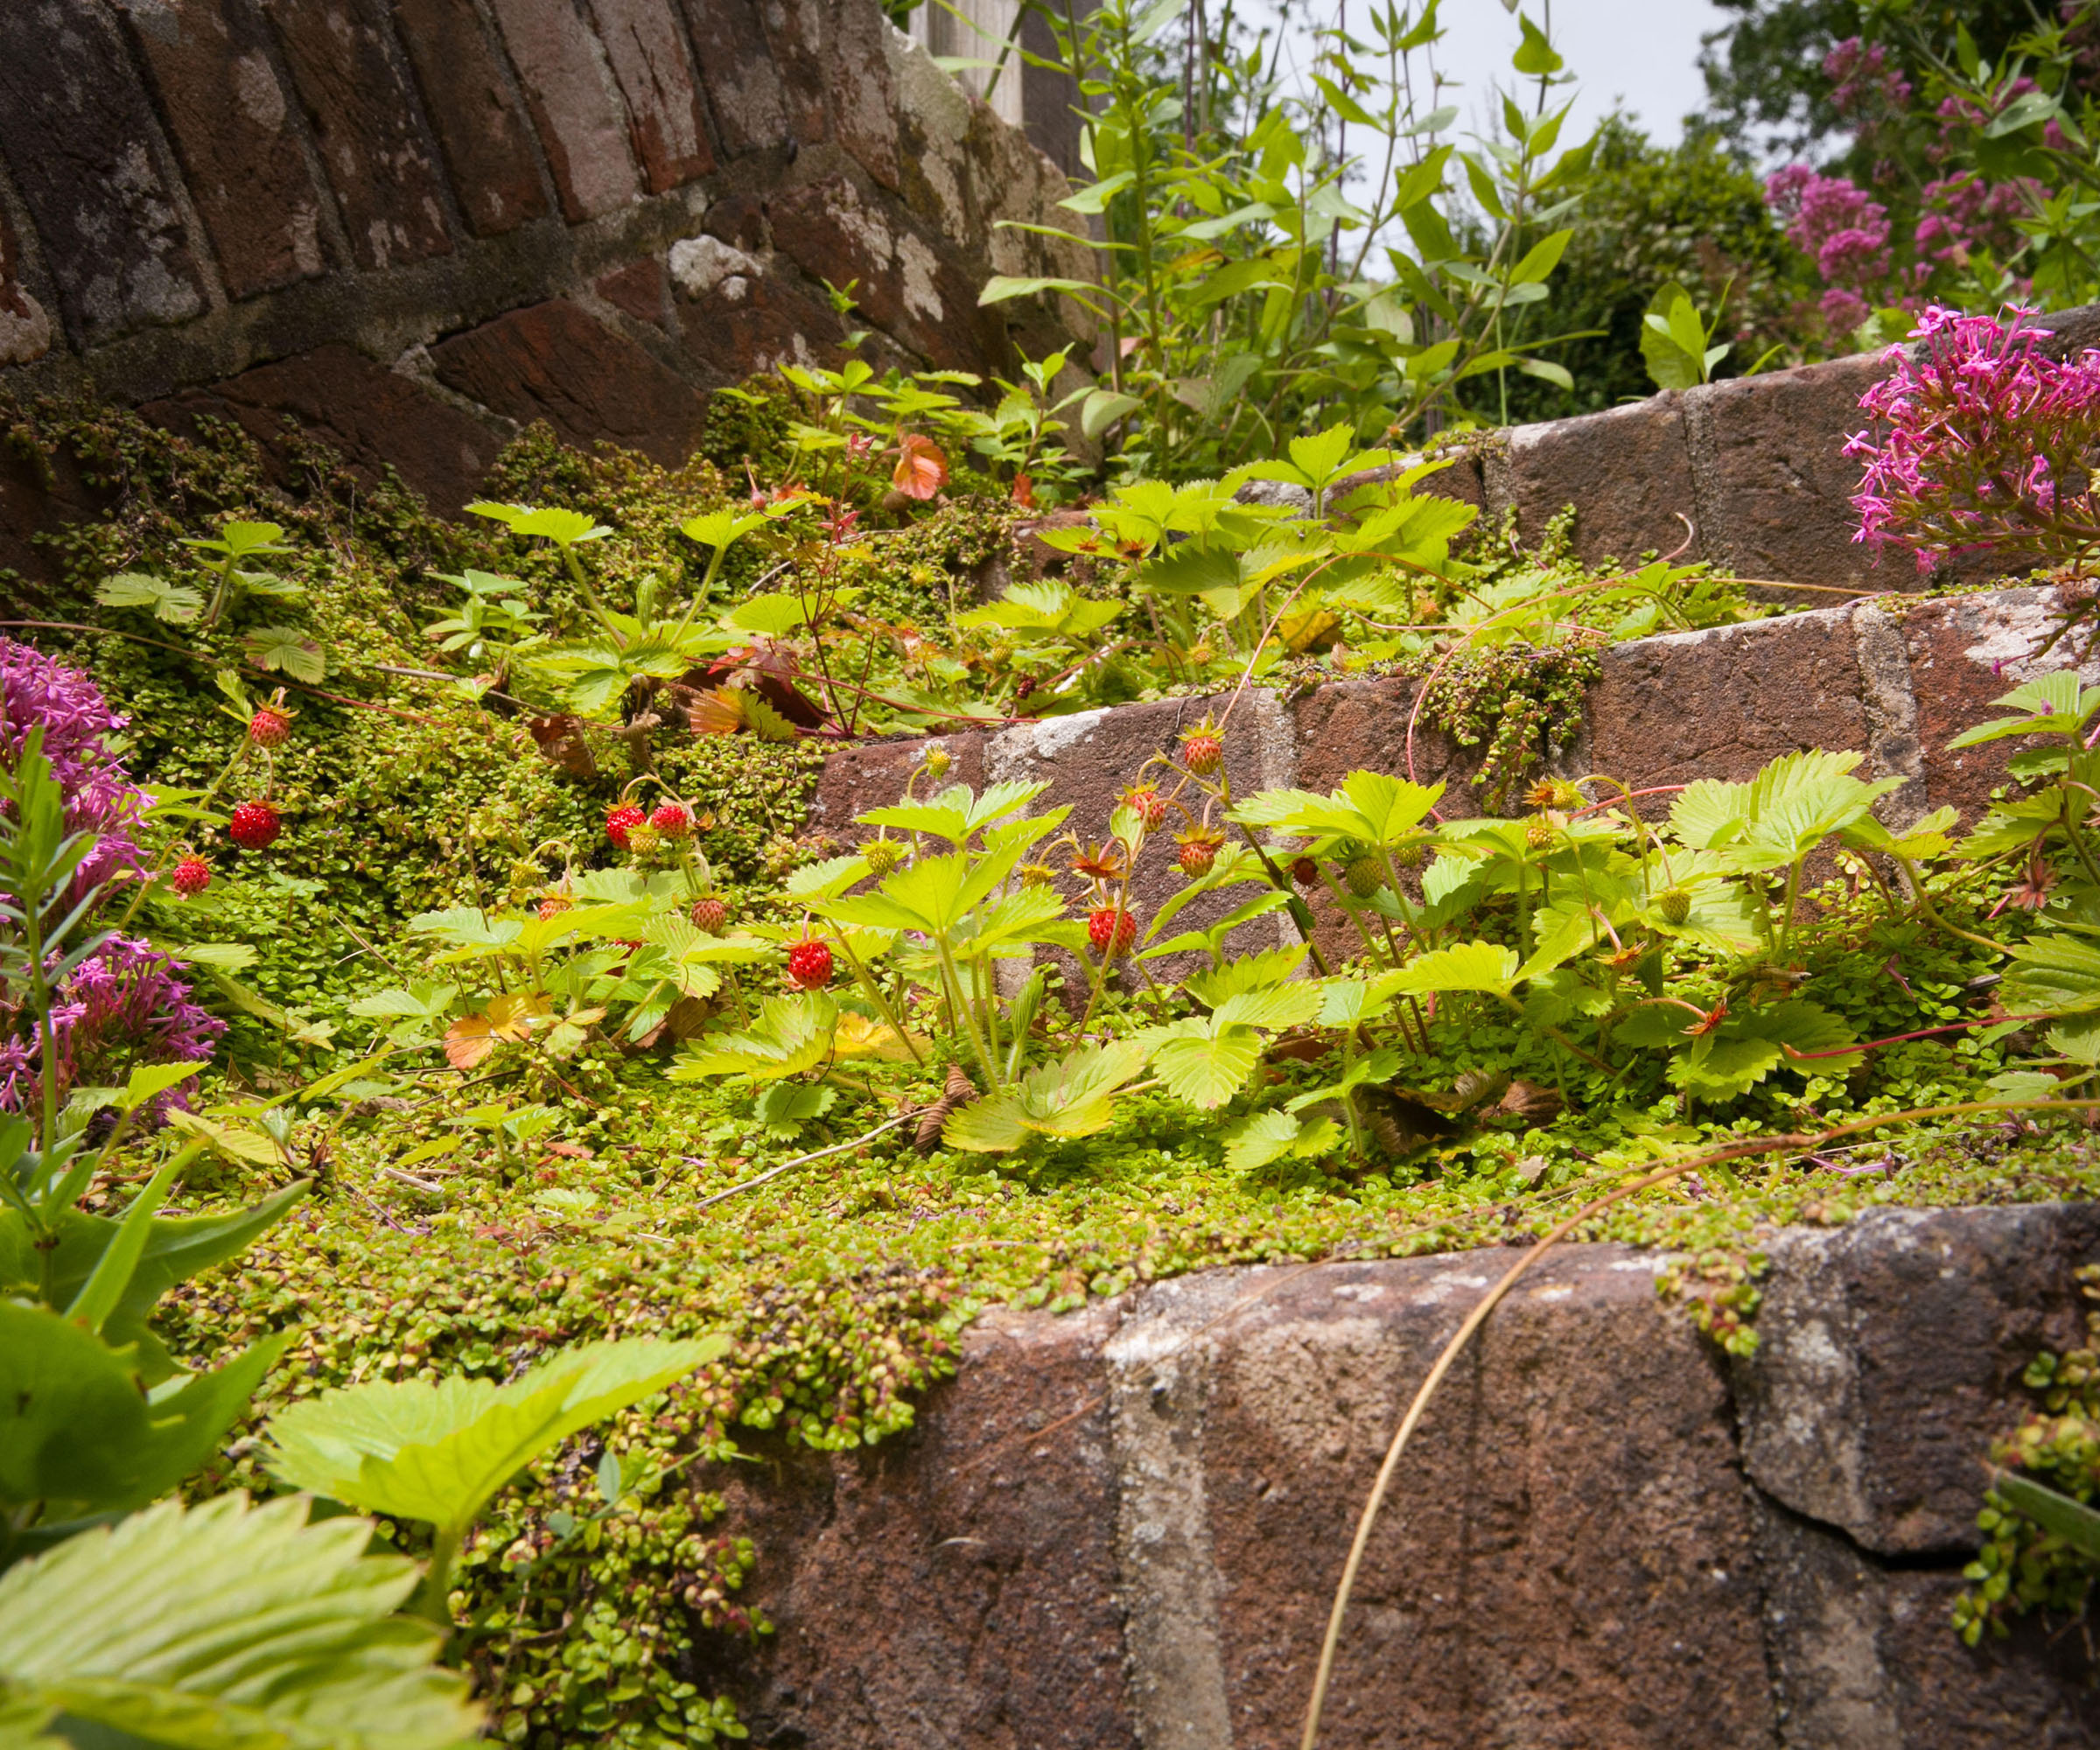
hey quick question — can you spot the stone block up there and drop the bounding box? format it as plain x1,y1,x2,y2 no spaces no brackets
585,0,716,191
759,0,830,144
387,0,550,237
1586,607,1872,801
1899,585,2098,831
676,262,843,382
1130,1249,1775,1750
826,0,900,192
140,342,500,513
1684,352,1895,590
486,0,641,220
769,177,901,334
1506,393,1698,565
431,298,703,464
1755,1499,2100,1748
704,1300,1137,1749
677,0,787,158
120,0,327,297
595,255,668,326
0,0,206,346
808,731,985,836
884,25,973,246
262,0,455,270
0,200,54,368
1736,1202,2100,1558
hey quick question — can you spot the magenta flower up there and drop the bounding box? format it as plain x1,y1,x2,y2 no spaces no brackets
1846,306,2100,578
0,641,222,1126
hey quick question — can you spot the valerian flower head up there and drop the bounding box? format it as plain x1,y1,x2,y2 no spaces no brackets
1845,306,2100,578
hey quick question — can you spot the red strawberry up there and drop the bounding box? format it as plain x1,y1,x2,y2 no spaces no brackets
650,801,694,840
1290,855,1320,886
787,938,834,987
690,896,728,934
537,893,572,921
170,855,212,896
1088,906,1137,957
605,803,647,849
248,707,291,747
227,801,280,850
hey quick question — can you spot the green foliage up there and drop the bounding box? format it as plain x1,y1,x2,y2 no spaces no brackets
996,0,1599,466
0,1493,480,1750
265,1336,724,1621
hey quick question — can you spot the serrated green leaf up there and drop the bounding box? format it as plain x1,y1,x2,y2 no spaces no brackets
0,1493,479,1748
264,1336,724,1542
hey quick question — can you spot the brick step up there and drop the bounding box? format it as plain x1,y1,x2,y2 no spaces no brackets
700,1204,2100,1748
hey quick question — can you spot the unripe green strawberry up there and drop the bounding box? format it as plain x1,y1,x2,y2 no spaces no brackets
863,837,901,878
1656,887,1692,925
923,744,951,780
1344,853,1382,899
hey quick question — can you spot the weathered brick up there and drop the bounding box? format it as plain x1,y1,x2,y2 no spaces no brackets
0,0,206,345
262,0,454,270
431,298,704,464
704,1302,1136,1748
1171,1250,1775,1750
594,255,667,326
1506,392,1699,565
884,24,972,245
759,0,829,143
770,176,900,323
0,199,55,368
676,0,787,157
1739,1203,2100,1556
485,0,641,220
1684,352,1895,590
387,0,550,237
585,0,716,191
140,342,500,513
676,261,843,382
1900,584,2097,831
120,0,326,297
1585,607,1872,800
827,0,899,191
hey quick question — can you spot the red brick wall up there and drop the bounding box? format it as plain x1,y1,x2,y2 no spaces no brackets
0,0,1092,522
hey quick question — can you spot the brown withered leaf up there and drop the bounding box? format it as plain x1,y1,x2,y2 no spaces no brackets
1492,1080,1563,1126
914,1064,979,1155
528,713,598,780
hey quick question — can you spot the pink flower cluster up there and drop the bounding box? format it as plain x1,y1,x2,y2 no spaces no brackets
0,934,224,1125
0,637,144,896
1764,164,1896,334
1825,37,1912,119
1846,306,2100,576
0,641,220,1125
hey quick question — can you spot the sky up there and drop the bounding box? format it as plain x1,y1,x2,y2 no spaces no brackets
1429,0,1732,146
1256,0,1733,150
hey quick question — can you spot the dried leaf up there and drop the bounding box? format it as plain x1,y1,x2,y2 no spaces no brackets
528,714,598,779
686,687,746,736
892,433,949,501
444,1014,495,1070
914,1065,979,1154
